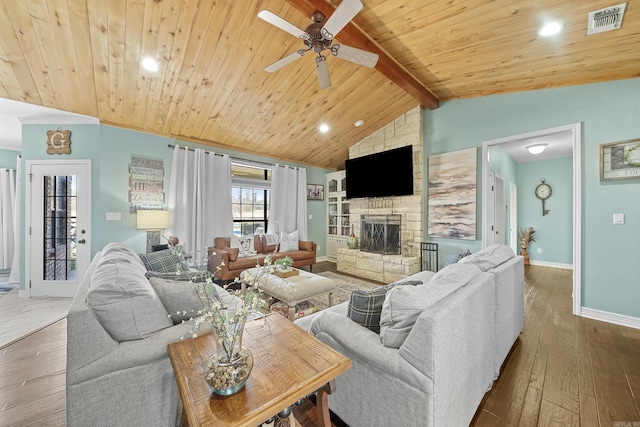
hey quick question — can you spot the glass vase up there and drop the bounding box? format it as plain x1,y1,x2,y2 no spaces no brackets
204,309,253,395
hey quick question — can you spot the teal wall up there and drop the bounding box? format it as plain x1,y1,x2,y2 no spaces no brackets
517,157,573,265
17,124,330,290
0,148,20,169
423,77,640,318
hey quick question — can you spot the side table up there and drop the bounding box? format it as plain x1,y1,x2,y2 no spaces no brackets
167,313,351,427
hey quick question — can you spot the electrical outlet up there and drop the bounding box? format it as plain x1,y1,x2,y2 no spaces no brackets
537,248,542,254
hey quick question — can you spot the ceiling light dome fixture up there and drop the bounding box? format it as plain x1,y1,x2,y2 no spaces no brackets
142,57,159,72
319,123,330,133
353,120,364,128
538,22,564,37
526,144,548,155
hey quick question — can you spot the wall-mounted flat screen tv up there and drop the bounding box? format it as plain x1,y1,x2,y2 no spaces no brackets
345,145,413,199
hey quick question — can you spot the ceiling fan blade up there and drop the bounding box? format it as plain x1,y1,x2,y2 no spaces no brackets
265,51,306,73
257,10,309,40
321,0,363,40
315,55,331,89
331,44,379,68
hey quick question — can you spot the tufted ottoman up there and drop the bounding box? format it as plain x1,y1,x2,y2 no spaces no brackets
241,267,336,321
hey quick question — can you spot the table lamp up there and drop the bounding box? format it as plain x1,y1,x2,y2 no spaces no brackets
137,210,171,253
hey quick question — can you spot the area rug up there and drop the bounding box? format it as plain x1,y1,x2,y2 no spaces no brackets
307,271,380,311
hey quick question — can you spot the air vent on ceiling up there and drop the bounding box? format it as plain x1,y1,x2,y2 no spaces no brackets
587,3,626,35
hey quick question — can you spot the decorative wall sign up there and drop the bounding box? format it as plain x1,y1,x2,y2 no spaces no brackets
129,157,165,213
307,184,324,200
600,138,640,181
46,128,72,154
428,148,477,240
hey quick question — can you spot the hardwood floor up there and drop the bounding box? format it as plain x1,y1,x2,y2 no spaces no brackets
0,264,638,426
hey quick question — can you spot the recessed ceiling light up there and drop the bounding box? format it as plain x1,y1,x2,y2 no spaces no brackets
142,57,159,72
319,123,329,133
354,120,365,128
538,22,563,37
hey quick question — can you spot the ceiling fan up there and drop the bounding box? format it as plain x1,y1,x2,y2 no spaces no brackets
257,0,379,89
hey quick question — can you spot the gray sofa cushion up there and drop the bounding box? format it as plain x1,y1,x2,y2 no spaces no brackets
347,281,422,333
459,244,514,271
149,277,204,324
379,263,482,348
87,262,172,342
139,248,186,273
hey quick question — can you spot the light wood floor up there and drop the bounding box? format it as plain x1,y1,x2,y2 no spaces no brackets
0,264,638,426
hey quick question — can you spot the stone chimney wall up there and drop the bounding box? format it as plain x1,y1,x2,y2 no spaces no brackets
347,105,423,258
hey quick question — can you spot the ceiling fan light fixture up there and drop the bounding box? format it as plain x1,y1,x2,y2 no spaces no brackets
141,57,159,72
526,144,548,155
538,22,564,37
315,55,331,89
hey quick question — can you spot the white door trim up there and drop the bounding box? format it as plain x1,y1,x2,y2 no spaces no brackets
25,159,92,297
481,123,582,316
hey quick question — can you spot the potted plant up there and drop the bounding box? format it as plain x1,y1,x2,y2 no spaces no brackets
274,256,294,271
518,226,535,265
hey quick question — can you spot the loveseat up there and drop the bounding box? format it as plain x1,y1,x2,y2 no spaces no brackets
66,242,244,427
294,244,524,427
208,234,316,282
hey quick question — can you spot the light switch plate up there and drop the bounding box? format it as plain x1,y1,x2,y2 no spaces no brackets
613,213,624,224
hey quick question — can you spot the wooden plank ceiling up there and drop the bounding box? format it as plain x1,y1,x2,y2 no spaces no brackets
0,0,638,169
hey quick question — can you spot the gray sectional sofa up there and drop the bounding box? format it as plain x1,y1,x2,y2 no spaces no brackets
295,244,524,427
65,242,243,427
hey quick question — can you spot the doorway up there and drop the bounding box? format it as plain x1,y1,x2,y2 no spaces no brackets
481,123,582,315
26,160,92,297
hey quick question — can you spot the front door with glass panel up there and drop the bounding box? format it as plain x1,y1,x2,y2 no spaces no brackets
28,161,91,297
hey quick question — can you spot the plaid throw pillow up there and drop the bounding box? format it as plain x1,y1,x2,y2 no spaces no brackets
347,280,422,333
139,249,186,273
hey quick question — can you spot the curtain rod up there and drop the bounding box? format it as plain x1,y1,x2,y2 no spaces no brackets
167,143,279,169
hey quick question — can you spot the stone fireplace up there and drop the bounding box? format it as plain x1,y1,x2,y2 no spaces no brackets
360,215,401,255
336,106,423,283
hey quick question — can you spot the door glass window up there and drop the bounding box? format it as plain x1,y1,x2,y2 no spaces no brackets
43,175,77,281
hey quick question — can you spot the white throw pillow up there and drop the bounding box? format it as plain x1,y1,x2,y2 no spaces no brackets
279,230,299,252
231,234,256,256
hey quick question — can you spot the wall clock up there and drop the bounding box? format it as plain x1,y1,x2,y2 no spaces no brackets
535,179,551,216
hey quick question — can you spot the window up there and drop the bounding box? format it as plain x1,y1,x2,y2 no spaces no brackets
231,163,271,236
43,175,77,280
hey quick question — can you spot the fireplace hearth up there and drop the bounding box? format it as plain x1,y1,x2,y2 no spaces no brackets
360,214,401,255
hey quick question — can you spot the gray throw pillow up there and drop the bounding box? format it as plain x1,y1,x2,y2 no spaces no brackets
139,249,186,273
347,280,422,333
87,262,172,342
148,277,205,324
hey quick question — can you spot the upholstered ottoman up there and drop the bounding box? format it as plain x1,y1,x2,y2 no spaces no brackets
241,268,336,321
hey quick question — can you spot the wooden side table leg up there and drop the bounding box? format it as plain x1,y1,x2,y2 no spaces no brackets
316,381,335,427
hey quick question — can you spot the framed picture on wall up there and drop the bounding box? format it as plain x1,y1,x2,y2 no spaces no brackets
306,184,324,201
600,138,640,181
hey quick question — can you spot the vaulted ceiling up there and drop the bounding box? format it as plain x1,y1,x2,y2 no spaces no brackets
0,0,638,169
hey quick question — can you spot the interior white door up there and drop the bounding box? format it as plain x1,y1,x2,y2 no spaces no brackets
494,175,505,245
509,182,518,253
486,171,496,246
27,160,92,297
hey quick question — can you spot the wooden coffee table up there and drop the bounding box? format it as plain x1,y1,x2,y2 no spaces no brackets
167,313,352,427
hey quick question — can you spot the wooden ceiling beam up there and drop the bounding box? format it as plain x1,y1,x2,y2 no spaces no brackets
283,0,439,109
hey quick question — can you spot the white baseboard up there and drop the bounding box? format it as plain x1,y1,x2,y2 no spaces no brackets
316,256,329,263
529,260,573,270
18,289,28,298
580,307,640,330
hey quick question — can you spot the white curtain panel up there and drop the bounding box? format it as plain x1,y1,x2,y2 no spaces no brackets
167,145,233,262
9,158,21,283
0,168,16,269
268,165,308,240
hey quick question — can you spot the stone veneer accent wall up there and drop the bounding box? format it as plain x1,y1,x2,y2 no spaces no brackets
337,105,423,283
